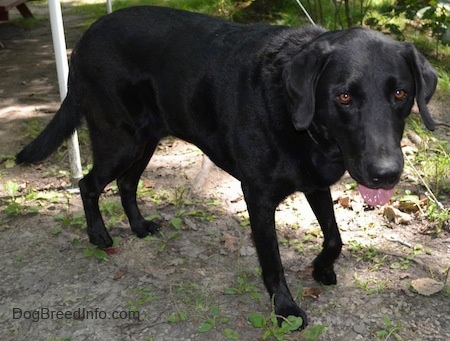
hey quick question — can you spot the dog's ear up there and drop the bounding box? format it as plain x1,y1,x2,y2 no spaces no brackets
405,44,438,131
284,41,332,131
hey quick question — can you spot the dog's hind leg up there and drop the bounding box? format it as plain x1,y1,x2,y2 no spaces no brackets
78,131,158,248
117,140,161,238
79,168,115,249
305,189,343,285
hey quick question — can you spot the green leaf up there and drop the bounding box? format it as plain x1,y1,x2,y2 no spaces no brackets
223,328,240,340
94,249,108,261
167,311,188,323
302,324,326,340
146,213,161,221
5,158,15,169
223,288,239,295
170,217,183,229
112,236,122,247
84,248,94,257
210,306,220,317
282,315,303,331
5,180,19,196
198,322,213,333
394,333,403,341
248,313,265,328
50,226,62,235
263,330,273,340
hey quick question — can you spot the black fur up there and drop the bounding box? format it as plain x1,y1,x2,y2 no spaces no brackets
16,6,437,327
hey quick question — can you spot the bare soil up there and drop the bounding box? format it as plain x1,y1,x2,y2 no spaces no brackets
1,3,450,341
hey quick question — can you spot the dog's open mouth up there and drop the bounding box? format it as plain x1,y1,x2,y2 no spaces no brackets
357,184,395,206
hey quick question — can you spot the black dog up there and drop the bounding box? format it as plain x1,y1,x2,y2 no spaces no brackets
17,6,437,327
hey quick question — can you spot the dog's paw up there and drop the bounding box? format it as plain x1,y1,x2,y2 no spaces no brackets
312,266,337,285
275,302,308,330
131,220,161,238
88,229,114,249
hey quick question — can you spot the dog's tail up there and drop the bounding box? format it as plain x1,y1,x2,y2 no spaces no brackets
16,94,83,164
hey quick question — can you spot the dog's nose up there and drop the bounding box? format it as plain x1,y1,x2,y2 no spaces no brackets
368,160,402,188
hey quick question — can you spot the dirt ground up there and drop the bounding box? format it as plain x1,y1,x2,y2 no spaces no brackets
1,2,450,341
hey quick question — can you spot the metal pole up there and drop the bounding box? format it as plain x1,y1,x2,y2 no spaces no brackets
106,0,112,13
48,0,83,187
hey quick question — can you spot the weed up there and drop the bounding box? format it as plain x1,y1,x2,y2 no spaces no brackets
223,328,240,339
2,180,39,216
198,306,230,333
100,199,125,226
83,247,108,261
169,209,185,229
1,154,15,169
390,256,412,270
168,282,235,335
19,116,43,138
169,186,192,207
443,285,450,297
224,272,262,302
82,237,121,261
427,202,450,233
279,236,305,254
353,273,389,294
348,239,364,253
247,304,304,340
389,244,427,270
55,211,87,229
145,231,181,252
375,316,403,340
348,242,387,270
50,226,63,236
127,287,156,312
239,213,250,227
418,141,450,196
167,310,189,323
187,209,216,222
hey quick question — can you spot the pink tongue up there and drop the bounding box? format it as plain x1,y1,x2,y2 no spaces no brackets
357,184,394,206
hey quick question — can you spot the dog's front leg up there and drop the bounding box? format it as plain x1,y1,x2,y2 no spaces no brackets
242,183,308,328
305,188,342,285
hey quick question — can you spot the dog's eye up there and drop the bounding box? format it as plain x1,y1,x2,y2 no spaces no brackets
394,89,406,101
338,93,351,105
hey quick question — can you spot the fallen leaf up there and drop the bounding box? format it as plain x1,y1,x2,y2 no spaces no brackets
383,206,412,224
222,232,239,252
302,287,323,299
411,278,444,296
105,247,120,255
338,194,352,208
113,268,126,280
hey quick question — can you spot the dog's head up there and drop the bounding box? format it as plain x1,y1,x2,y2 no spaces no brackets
284,27,438,205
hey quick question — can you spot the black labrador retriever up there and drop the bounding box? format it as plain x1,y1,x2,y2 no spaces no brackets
16,6,437,327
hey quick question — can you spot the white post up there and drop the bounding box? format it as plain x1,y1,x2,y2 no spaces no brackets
106,0,113,13
48,0,83,187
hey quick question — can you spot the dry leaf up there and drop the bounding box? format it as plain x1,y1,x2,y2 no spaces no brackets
411,278,444,296
338,194,352,208
302,287,323,299
113,268,126,280
222,232,239,252
383,206,412,224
